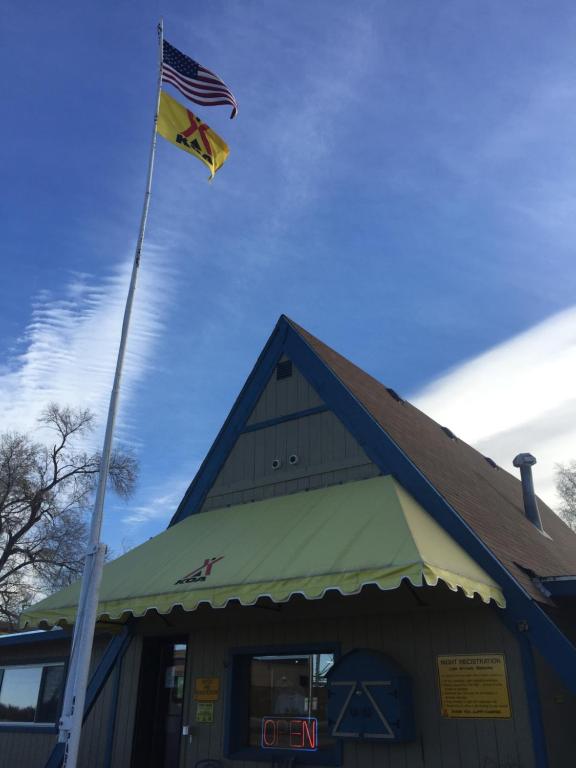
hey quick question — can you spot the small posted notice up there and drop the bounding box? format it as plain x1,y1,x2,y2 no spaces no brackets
437,654,511,718
196,702,214,723
194,677,220,702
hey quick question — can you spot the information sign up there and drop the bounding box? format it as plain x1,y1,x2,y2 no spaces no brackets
194,677,220,701
437,654,511,718
196,702,214,723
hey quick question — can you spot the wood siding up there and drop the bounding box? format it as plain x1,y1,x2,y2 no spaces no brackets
170,588,537,768
533,647,576,767
202,361,379,512
109,634,143,768
0,730,56,768
246,357,324,425
5,589,575,767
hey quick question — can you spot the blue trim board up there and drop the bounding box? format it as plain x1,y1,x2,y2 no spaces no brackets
0,628,132,756
0,724,58,735
44,743,66,768
228,641,339,657
42,624,133,768
496,607,549,768
103,651,123,768
84,625,133,722
0,629,72,648
242,405,329,434
169,316,289,526
517,635,549,768
537,577,576,599
166,316,576,697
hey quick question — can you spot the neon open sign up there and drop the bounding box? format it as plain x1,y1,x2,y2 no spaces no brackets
261,717,318,751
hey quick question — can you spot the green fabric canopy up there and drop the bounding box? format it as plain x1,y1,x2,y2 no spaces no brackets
22,476,504,627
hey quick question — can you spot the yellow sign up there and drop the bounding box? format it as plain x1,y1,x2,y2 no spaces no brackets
196,702,214,723
194,676,220,702
157,90,229,178
437,654,511,718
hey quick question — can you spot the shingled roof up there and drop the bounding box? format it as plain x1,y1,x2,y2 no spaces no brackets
287,318,576,606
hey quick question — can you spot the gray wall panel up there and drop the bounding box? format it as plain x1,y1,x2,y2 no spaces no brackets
203,411,379,512
533,647,576,768
2,594,548,768
246,359,323,426
202,358,381,514
109,634,142,768
175,595,535,768
0,731,56,768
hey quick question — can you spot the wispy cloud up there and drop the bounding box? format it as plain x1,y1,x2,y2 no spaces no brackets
0,246,171,445
435,68,576,242
164,6,378,251
263,14,376,223
413,306,576,508
121,470,194,527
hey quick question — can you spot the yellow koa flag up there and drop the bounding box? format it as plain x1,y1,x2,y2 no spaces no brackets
157,90,229,178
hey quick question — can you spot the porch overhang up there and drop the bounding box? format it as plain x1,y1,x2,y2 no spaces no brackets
21,476,504,628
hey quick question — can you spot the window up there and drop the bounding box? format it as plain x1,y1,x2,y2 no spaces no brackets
276,360,293,380
0,663,65,725
226,645,340,765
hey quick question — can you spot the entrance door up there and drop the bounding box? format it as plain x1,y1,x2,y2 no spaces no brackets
132,637,188,768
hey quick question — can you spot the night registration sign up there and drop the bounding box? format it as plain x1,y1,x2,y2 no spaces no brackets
437,654,511,718
194,677,220,702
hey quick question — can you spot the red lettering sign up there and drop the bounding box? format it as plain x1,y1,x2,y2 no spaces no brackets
262,718,277,746
260,717,317,751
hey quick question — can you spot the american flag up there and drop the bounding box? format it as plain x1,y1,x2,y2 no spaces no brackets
162,40,238,119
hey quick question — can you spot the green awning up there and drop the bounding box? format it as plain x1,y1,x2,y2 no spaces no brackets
22,476,504,627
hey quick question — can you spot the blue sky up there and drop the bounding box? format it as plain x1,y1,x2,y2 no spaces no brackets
2,0,576,552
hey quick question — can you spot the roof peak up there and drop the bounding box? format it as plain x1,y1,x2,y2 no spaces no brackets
171,315,576,600
135,314,576,692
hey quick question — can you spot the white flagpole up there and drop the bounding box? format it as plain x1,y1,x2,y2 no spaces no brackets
58,20,165,768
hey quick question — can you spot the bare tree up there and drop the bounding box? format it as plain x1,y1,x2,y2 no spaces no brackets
0,404,137,627
555,461,576,531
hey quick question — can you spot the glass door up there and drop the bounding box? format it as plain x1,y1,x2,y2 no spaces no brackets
132,638,189,768
161,642,188,766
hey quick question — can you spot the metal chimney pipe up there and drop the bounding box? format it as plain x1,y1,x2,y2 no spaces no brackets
513,453,543,531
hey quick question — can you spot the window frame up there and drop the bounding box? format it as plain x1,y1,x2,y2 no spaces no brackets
0,659,66,733
224,643,342,766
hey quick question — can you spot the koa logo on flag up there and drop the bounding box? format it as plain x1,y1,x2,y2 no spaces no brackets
176,112,215,166
175,556,224,584
157,90,229,178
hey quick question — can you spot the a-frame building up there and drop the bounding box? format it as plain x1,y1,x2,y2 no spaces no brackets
2,316,576,768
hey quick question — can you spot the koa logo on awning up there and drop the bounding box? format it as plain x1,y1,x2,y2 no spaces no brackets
175,556,224,584
261,717,318,751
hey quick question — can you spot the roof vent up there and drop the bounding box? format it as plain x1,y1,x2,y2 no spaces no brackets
484,456,499,469
513,453,543,532
276,360,293,380
441,426,457,440
386,387,403,403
